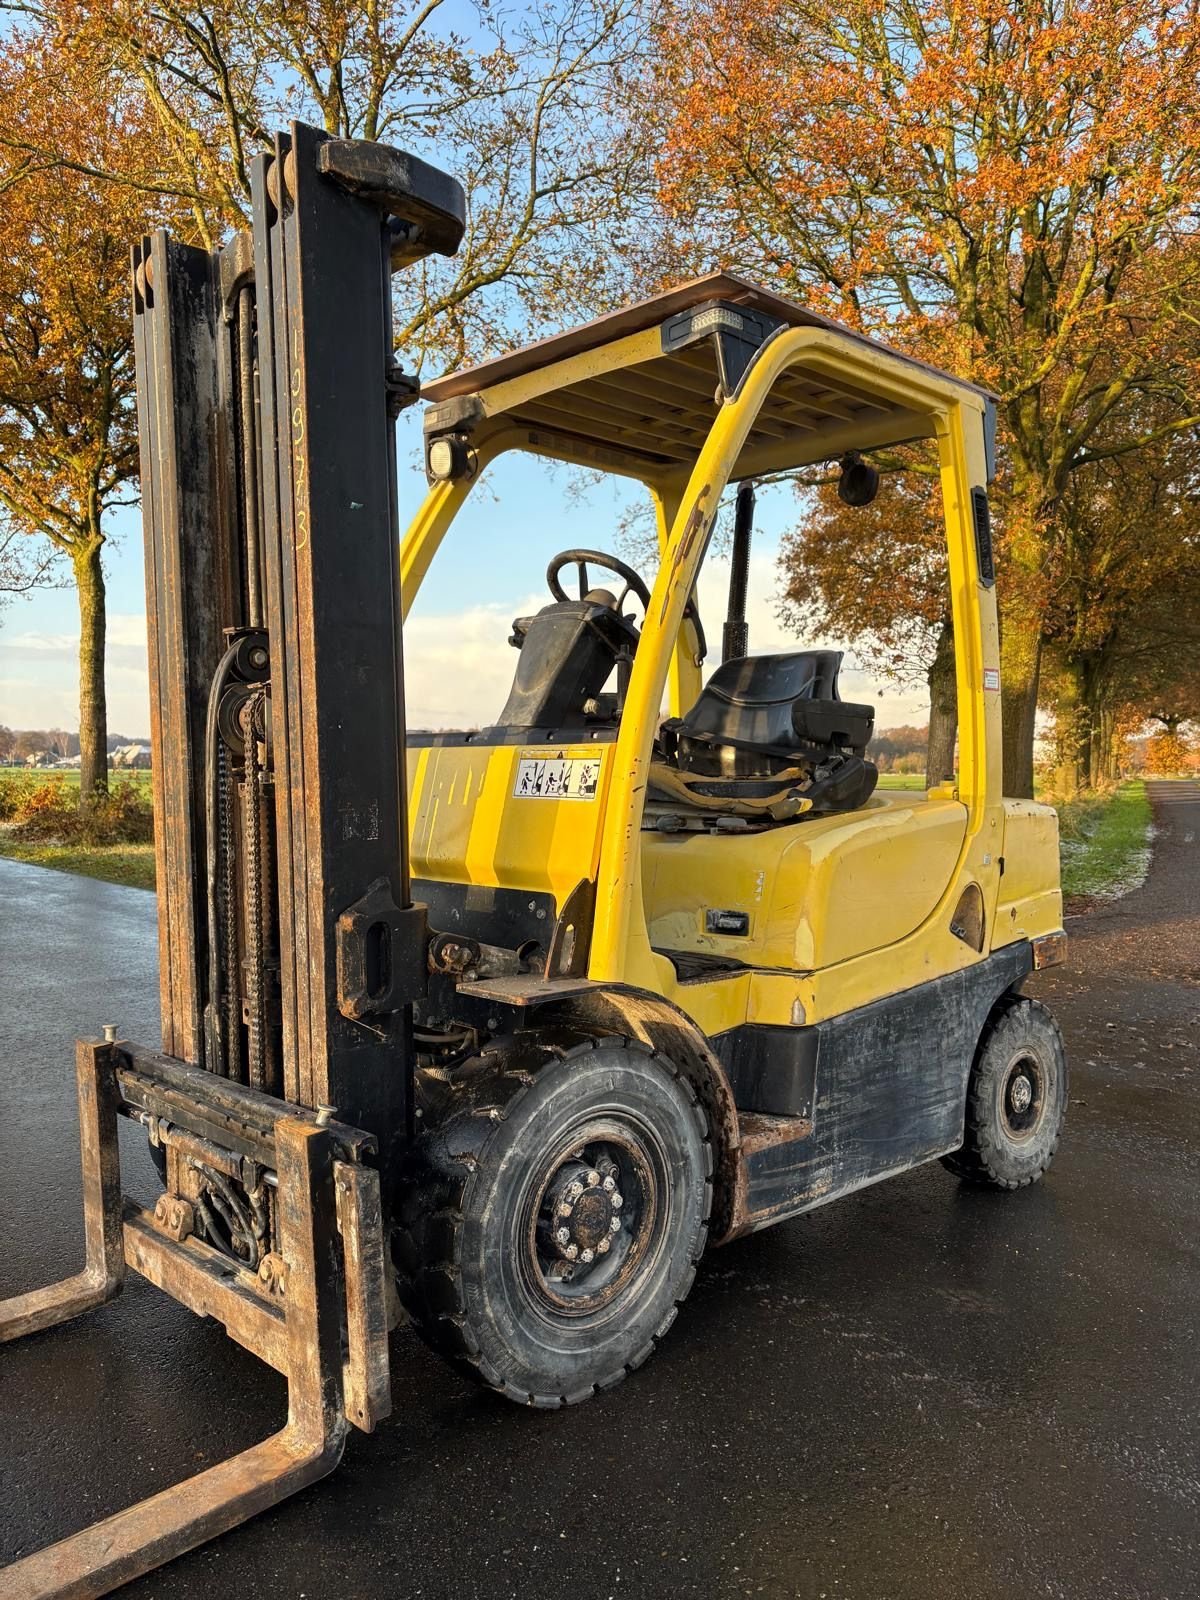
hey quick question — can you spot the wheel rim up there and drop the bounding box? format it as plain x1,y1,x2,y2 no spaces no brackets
1000,1051,1045,1141
519,1113,668,1320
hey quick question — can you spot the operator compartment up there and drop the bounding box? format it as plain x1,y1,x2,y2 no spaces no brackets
642,790,968,972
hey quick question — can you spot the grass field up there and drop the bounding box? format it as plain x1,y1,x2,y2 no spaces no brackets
0,768,1154,906
0,768,157,890
0,767,153,794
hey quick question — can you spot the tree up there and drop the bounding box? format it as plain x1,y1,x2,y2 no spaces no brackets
868,724,929,774
1145,728,1196,775
0,36,183,794
1,524,61,600
641,0,1200,794
13,730,47,760
1040,421,1200,790
0,2,645,799
14,0,648,370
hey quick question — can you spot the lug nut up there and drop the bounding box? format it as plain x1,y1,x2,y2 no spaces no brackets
565,1243,579,1260
580,1247,595,1264
567,1180,584,1201
610,1216,621,1233
597,1236,611,1254
602,1175,616,1191
586,1169,600,1187
610,1192,623,1210
556,1227,571,1246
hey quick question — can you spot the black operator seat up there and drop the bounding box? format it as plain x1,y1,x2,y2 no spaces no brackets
655,650,878,820
496,587,637,731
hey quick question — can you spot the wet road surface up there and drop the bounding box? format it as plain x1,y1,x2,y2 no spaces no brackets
1,781,1197,1598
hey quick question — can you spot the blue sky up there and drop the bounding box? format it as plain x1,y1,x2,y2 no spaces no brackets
0,405,930,736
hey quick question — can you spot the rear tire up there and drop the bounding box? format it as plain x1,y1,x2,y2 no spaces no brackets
942,994,1068,1189
394,1032,712,1407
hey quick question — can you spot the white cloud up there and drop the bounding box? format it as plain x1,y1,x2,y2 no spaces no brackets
404,595,544,728
0,612,151,734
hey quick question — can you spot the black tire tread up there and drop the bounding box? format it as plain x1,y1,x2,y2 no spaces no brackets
394,1030,712,1408
942,994,1066,1190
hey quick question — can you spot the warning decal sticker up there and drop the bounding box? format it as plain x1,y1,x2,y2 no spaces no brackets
513,751,602,800
982,667,1001,692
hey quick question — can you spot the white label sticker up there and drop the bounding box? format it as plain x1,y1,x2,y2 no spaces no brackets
983,668,1000,692
514,753,601,800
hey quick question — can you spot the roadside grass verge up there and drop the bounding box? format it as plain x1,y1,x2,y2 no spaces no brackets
0,836,156,890
0,772,156,892
1056,781,1152,902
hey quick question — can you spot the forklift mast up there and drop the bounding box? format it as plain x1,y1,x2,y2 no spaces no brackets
0,124,464,1600
134,122,461,1160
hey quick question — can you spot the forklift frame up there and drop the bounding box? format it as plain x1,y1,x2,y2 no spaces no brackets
0,132,1067,1591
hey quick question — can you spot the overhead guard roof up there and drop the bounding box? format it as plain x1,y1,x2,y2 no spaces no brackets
421,273,995,481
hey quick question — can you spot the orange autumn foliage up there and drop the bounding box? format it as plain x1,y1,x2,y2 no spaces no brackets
0,31,188,792
641,0,1200,793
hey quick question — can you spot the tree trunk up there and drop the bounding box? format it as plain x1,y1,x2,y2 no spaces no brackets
925,617,958,785
1100,708,1119,782
1079,654,1111,792
1052,658,1082,798
74,541,108,797
1053,654,1104,796
1000,610,1041,799
997,471,1057,800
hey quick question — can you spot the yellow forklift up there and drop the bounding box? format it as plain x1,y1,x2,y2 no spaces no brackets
0,123,1067,1598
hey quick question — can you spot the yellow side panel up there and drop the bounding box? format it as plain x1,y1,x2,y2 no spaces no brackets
406,743,612,907
641,794,968,972
994,799,1063,944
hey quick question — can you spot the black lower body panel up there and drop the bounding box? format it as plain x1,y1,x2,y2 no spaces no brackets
725,942,1033,1229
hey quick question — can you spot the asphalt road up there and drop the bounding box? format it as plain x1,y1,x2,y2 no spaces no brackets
1,781,1197,1600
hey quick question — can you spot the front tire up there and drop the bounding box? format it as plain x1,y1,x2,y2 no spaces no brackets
942,994,1068,1190
395,1032,712,1407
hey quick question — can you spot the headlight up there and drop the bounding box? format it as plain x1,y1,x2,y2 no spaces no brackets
427,434,469,482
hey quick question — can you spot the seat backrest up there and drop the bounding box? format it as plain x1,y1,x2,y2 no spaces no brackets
679,650,846,750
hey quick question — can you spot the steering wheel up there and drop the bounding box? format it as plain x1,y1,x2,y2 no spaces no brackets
546,547,708,662
547,548,650,618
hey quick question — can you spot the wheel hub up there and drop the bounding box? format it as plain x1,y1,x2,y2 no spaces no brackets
1002,1053,1044,1139
543,1159,623,1265
1009,1073,1033,1115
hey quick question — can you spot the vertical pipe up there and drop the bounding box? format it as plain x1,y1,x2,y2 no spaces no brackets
723,480,755,663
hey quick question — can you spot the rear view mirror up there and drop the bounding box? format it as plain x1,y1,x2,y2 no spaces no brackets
837,451,880,507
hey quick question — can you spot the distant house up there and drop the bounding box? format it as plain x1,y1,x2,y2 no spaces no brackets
25,750,53,768
111,743,152,770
